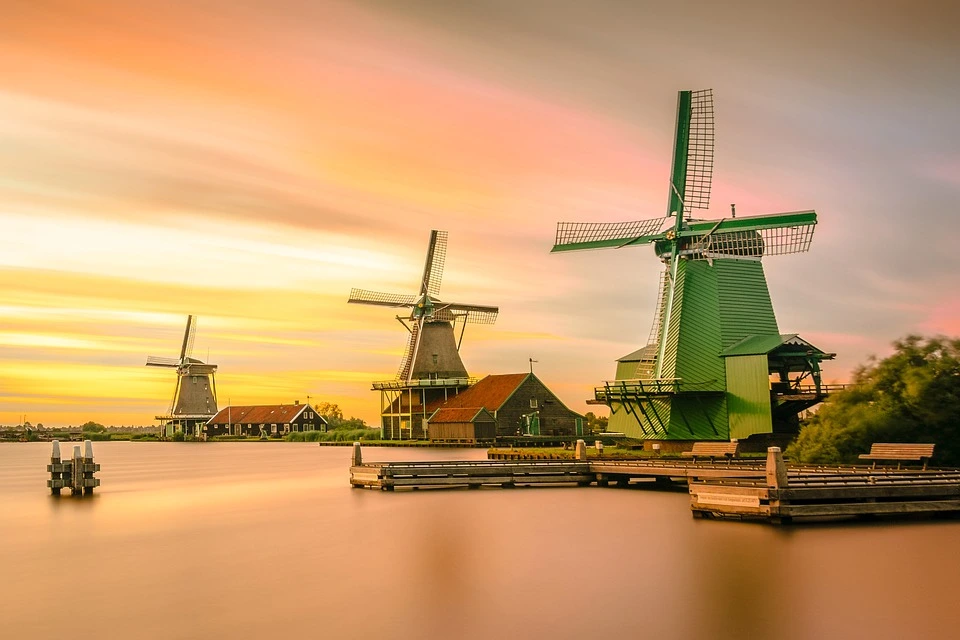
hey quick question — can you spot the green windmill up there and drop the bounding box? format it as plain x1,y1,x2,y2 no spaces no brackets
552,89,836,443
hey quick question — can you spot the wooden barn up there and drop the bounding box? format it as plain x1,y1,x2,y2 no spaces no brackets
426,407,497,443
205,401,327,438
428,373,584,438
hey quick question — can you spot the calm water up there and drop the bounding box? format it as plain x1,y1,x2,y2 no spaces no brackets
2,442,959,640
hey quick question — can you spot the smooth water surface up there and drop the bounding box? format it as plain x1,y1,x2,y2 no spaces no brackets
2,442,959,640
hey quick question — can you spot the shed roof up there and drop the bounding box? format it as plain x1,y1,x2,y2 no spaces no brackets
439,373,529,412
207,404,324,425
617,344,658,363
428,407,494,423
720,334,825,357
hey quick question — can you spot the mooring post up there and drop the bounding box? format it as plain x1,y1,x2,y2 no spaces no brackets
574,439,587,461
49,440,62,495
765,446,790,523
352,442,362,467
83,440,95,495
765,447,789,489
71,445,83,495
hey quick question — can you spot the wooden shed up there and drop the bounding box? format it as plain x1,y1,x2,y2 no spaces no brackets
426,407,497,443
430,373,584,437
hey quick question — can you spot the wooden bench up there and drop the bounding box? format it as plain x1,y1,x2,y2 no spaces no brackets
682,441,740,463
858,443,935,470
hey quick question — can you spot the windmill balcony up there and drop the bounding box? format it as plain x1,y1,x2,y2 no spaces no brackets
372,377,476,391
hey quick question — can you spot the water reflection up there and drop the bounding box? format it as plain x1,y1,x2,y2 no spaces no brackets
2,442,960,639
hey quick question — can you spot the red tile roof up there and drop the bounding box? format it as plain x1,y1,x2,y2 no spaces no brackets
207,404,319,425
429,407,492,423
439,373,529,412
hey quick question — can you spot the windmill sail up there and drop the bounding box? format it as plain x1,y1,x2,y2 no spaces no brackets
348,289,417,308
682,89,714,213
552,218,666,252
420,230,447,298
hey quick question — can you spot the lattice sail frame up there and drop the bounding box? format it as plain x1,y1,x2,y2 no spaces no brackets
422,230,447,299
683,89,714,214
554,217,666,248
348,289,417,307
433,306,499,325
686,220,816,260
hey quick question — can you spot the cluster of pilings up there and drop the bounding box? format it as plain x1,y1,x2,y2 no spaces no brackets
47,439,100,496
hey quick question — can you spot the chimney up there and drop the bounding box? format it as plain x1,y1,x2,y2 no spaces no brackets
295,400,299,405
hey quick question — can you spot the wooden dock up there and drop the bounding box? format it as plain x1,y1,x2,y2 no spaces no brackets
349,442,960,524
690,448,960,523
351,459,595,490
349,441,766,491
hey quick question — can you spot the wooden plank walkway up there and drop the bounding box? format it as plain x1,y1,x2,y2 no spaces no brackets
690,448,960,523
347,443,960,524
350,460,595,490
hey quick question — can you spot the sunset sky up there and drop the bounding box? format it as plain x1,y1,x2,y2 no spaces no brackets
2,0,958,427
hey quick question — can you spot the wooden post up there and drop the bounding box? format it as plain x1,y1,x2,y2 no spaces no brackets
766,446,790,524
49,440,62,495
83,440,94,495
352,442,362,467
574,439,586,461
765,447,789,489
71,445,83,495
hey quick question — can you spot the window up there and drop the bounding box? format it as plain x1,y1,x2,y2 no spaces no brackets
529,398,538,409
432,354,439,365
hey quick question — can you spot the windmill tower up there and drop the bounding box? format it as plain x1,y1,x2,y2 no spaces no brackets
552,90,835,444
349,230,499,439
145,315,219,437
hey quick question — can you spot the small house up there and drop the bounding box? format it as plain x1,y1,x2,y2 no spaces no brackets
205,401,327,438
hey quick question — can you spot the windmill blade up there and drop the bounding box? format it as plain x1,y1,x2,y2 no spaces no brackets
348,289,417,308
419,230,448,298
676,210,817,259
683,89,714,213
667,89,714,219
179,315,197,361
433,302,499,325
146,356,180,368
396,317,422,381
551,217,667,252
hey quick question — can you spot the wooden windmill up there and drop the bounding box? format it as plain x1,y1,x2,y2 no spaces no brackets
145,315,218,437
552,90,835,443
349,230,498,438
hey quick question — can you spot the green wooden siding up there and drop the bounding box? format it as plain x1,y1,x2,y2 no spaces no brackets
725,355,773,439
672,260,725,392
715,260,779,348
615,359,639,380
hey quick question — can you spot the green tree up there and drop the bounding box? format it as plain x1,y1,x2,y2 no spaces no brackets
787,335,960,466
584,412,609,432
315,402,344,422
80,421,108,434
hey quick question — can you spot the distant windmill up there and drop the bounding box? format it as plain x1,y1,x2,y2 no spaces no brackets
145,315,219,436
348,230,499,438
552,89,835,443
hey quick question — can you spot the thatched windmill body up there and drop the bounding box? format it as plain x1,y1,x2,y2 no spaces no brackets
145,315,218,437
349,231,498,438
553,90,836,443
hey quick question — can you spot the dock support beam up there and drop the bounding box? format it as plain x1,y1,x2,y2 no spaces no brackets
574,439,586,461
352,442,363,467
765,446,791,524
765,447,789,489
